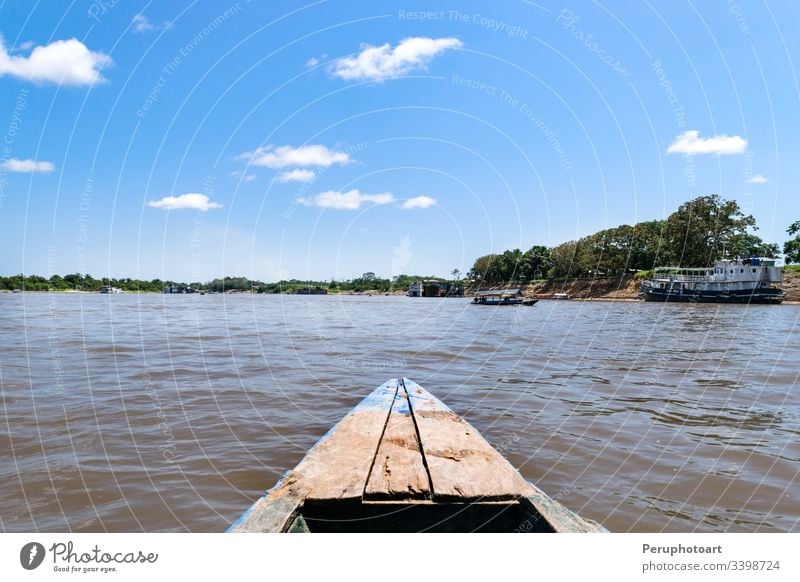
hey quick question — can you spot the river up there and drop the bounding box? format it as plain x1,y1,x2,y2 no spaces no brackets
1,293,798,532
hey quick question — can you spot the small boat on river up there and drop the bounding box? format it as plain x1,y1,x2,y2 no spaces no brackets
639,257,783,304
228,378,604,533
471,289,538,306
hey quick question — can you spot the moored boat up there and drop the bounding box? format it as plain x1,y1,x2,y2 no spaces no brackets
228,378,604,533
639,257,784,304
471,289,538,306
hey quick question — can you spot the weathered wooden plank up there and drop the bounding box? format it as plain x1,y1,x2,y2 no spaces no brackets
297,379,397,501
364,386,431,499
227,480,304,533
228,380,397,531
524,485,608,533
402,378,534,501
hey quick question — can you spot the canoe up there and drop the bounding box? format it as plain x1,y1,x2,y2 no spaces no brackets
228,378,605,533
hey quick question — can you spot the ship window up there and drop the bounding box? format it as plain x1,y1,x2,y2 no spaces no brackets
740,269,744,273
752,268,756,273
730,269,734,273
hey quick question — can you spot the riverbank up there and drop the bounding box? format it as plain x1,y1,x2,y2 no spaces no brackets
4,269,799,301
475,269,800,302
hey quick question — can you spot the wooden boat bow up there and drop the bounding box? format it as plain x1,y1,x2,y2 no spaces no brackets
228,378,605,533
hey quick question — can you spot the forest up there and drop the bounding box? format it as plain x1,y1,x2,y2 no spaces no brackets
467,195,799,286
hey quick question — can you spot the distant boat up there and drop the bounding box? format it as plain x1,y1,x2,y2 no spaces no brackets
408,280,464,297
228,378,604,533
12,289,21,293
471,289,537,306
99,286,122,294
639,257,784,304
552,293,570,300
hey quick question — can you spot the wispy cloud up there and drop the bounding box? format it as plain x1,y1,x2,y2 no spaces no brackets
746,174,768,184
401,195,436,209
667,130,747,155
1,158,55,173
305,57,319,68
275,168,316,183
299,189,394,210
241,144,352,168
146,193,222,212
331,37,462,82
230,170,256,182
0,37,111,86
132,15,156,33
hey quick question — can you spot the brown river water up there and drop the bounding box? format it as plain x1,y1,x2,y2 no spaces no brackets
1,293,798,532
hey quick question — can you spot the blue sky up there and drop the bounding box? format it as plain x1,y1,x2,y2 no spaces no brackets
1,0,798,282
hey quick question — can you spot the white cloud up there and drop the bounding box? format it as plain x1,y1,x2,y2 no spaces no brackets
241,144,352,168
331,36,462,82
305,57,319,68
1,158,55,173
230,170,256,182
401,195,437,209
746,174,768,184
0,37,111,86
299,189,394,210
146,193,222,212
666,130,747,155
132,15,155,33
275,169,316,183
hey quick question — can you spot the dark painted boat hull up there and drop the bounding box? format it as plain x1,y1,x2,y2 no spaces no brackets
641,287,784,304
471,299,538,306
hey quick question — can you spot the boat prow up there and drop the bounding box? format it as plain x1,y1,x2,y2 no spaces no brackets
228,378,605,533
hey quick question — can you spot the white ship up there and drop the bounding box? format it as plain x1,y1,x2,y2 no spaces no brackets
639,257,783,304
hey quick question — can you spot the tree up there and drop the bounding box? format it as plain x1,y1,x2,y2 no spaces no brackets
467,254,499,285
664,194,756,267
550,241,581,278
727,233,779,258
629,220,667,270
520,245,553,280
784,220,800,264
451,269,461,281
497,249,523,282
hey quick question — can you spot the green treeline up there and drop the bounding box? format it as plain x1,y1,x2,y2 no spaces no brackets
0,273,168,292
0,272,448,293
467,195,796,286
